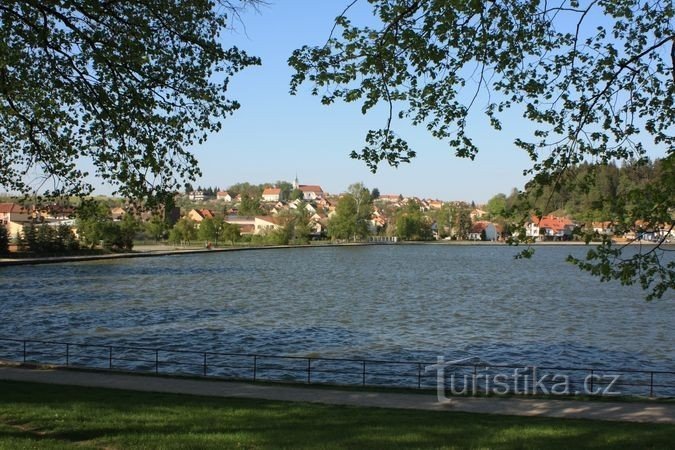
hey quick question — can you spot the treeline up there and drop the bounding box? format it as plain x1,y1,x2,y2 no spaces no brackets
485,158,672,229
0,223,79,256
77,201,138,251
184,181,297,200
526,160,666,222
17,224,80,254
167,210,314,247
0,224,11,255
168,217,241,246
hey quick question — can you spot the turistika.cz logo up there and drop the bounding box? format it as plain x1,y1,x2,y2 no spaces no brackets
425,356,621,402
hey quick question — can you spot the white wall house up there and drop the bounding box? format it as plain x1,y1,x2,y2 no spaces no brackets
0,203,32,238
217,191,233,202
261,188,281,202
468,221,498,241
254,216,282,235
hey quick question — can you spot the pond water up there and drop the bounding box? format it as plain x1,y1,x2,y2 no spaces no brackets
0,245,673,371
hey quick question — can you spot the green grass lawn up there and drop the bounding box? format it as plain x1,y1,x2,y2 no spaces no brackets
0,380,673,449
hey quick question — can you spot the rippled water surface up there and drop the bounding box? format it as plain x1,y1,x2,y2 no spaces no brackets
1,245,673,369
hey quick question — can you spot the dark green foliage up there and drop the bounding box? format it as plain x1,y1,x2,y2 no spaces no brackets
221,221,241,245
21,223,38,252
0,1,260,203
395,200,433,241
76,200,113,249
328,183,373,241
144,215,169,242
258,209,311,246
227,182,263,200
169,218,197,245
290,188,305,201
56,224,79,252
197,217,219,243
238,193,263,216
14,231,25,252
14,223,79,255
276,181,293,201
76,200,136,251
517,160,670,225
0,223,9,254
432,202,472,240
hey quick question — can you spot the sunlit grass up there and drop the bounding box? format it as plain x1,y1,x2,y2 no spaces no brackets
0,380,673,449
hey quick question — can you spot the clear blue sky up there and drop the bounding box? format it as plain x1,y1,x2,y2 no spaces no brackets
185,0,533,203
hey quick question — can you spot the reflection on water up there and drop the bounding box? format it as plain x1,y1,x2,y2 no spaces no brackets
0,245,673,370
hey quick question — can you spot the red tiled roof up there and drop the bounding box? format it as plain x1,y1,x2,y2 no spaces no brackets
470,221,492,233
298,185,323,193
0,203,29,214
262,188,281,195
532,215,573,231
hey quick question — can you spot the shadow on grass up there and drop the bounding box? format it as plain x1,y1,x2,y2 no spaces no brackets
0,380,673,449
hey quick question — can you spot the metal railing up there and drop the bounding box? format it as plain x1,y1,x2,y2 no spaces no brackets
0,337,673,398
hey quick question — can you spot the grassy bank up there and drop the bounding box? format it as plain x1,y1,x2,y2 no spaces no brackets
0,381,673,449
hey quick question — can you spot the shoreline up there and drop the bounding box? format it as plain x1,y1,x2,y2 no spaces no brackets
0,239,669,267
0,242,373,267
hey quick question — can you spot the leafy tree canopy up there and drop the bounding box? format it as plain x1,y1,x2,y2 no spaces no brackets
328,183,373,240
0,0,260,204
290,0,673,175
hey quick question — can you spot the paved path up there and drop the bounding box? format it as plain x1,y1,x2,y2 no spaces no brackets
1,366,673,424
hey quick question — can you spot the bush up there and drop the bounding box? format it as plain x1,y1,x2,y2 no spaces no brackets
0,224,9,255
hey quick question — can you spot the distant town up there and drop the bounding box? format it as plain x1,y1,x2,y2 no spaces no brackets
1,168,672,256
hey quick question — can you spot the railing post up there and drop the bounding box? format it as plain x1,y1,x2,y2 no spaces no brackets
155,350,159,374
108,346,112,369
253,355,257,382
417,363,422,389
66,343,70,367
23,340,26,363
473,365,477,396
362,360,366,386
590,369,594,394
203,352,207,377
650,372,654,397
307,358,312,384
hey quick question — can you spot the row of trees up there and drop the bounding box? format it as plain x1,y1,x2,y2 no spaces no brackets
168,207,315,247
328,183,373,241
168,217,241,246
76,202,138,251
0,223,80,256
484,159,672,232
17,224,80,254
0,224,9,255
